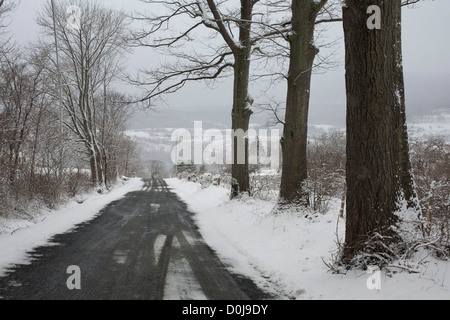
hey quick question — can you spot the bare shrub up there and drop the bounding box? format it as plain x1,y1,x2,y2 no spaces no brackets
307,131,346,213
250,173,280,201
67,169,92,198
410,136,450,253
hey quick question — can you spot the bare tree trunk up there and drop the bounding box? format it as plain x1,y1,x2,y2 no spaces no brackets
392,0,418,210
231,44,253,195
29,102,44,198
343,0,400,261
230,0,254,198
88,141,104,187
279,0,326,207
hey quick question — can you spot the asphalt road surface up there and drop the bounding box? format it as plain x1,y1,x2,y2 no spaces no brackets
0,179,272,300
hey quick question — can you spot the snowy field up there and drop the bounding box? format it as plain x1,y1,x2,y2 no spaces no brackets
0,178,144,277
166,178,450,300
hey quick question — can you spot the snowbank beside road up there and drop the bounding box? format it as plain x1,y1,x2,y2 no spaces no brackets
0,178,144,276
166,178,450,300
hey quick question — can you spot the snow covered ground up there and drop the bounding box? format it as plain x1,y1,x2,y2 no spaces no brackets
1,175,447,299
166,178,450,300
0,178,144,277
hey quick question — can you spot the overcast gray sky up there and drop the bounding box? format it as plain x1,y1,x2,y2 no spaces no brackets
8,0,450,126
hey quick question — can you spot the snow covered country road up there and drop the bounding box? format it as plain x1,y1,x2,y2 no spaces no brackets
0,179,272,300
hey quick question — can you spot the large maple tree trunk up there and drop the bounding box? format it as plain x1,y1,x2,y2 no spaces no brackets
279,0,325,207
231,55,252,197
392,1,418,209
343,0,401,261
230,0,254,198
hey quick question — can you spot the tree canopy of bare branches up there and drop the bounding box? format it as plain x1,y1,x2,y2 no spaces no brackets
132,0,284,196
38,0,130,187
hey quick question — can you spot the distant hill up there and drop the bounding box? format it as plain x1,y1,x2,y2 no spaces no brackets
127,106,450,165
128,105,275,130
408,108,450,142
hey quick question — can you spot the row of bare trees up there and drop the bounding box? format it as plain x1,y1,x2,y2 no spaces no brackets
131,0,436,266
131,0,342,201
0,0,140,218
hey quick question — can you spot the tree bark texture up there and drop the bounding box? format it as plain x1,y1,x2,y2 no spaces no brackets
343,0,401,260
